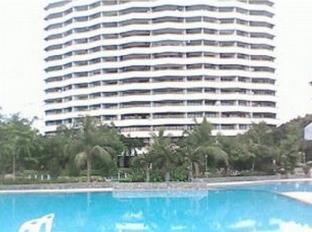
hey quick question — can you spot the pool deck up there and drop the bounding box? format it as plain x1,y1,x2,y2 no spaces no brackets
0,177,311,194
281,192,312,205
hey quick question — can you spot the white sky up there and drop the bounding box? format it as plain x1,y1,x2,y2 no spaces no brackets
0,0,311,130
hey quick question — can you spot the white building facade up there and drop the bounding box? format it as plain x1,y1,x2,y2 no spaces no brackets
44,0,277,138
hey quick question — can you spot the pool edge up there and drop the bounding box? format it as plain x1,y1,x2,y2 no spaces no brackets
0,178,311,194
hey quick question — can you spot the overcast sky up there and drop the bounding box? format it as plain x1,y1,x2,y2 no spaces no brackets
0,0,311,130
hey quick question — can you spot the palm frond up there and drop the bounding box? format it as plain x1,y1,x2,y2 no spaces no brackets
74,152,87,168
90,145,112,164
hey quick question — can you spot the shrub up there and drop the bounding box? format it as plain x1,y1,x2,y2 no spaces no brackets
171,166,188,181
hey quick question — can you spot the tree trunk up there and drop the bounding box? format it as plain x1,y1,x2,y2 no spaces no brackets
146,168,150,182
251,158,255,172
223,165,228,176
119,156,125,168
188,164,193,182
194,163,200,178
87,158,91,183
165,171,170,182
12,154,16,181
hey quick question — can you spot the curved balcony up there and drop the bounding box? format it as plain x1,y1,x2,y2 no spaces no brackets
45,0,274,22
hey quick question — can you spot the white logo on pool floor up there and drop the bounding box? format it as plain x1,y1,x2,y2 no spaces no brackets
18,214,55,232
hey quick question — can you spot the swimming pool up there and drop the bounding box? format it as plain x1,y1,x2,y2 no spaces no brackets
0,182,311,232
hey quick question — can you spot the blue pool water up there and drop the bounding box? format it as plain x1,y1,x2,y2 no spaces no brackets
0,182,311,232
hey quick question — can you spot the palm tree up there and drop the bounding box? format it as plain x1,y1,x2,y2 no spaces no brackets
148,129,178,182
131,153,152,182
182,142,229,178
73,116,116,182
182,118,228,178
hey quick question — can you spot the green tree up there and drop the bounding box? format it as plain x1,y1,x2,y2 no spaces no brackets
40,125,76,176
147,129,178,181
240,122,278,172
121,136,144,157
131,152,152,182
72,116,122,182
276,124,301,173
182,118,228,178
0,134,11,177
95,124,124,176
1,114,38,179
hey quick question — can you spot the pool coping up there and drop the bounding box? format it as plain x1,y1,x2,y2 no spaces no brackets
0,178,311,194
0,188,114,194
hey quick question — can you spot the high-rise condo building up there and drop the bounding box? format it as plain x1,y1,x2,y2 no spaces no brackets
44,0,277,138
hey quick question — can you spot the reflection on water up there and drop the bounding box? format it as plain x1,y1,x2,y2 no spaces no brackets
230,219,256,230
0,189,311,232
116,222,149,231
270,219,312,232
230,219,312,232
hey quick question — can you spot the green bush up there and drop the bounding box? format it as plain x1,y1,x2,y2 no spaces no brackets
150,170,164,182
171,166,188,181
0,176,82,185
126,168,145,182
